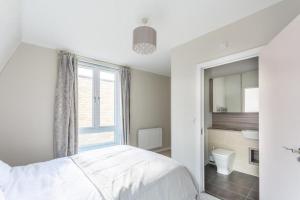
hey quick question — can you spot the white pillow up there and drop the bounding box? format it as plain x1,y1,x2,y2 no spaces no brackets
0,161,11,189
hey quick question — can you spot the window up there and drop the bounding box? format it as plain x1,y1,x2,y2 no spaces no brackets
244,88,259,112
78,62,121,151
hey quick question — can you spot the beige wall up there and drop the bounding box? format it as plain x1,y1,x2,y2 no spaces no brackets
130,69,171,149
0,43,171,166
0,43,56,166
208,129,259,177
171,0,300,186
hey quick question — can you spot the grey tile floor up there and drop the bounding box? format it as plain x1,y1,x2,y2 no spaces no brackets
205,164,259,200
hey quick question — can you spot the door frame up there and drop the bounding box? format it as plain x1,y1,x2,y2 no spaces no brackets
196,46,264,194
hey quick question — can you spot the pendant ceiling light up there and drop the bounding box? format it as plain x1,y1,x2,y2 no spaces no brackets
133,18,157,55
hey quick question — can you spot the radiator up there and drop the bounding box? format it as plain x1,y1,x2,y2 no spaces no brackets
138,128,162,150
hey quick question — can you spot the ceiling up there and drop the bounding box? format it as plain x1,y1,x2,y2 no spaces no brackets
21,0,283,76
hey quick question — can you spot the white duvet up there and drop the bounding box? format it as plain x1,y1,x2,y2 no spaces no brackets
3,145,198,200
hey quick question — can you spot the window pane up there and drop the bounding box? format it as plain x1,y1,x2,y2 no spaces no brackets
244,88,259,112
78,67,93,77
99,71,115,126
78,68,93,127
79,131,115,147
78,64,120,152
101,71,115,81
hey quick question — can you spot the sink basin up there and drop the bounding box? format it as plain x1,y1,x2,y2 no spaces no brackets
242,130,259,140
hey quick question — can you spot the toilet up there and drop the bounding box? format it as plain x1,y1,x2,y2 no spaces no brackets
212,148,235,175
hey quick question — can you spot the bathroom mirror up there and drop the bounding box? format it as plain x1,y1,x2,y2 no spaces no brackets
210,70,259,113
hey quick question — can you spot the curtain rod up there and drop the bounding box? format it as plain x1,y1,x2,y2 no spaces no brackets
57,49,126,70
77,55,124,70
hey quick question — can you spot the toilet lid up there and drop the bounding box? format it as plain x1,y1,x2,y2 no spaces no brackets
212,148,234,156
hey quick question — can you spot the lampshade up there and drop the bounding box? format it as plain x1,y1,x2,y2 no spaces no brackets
133,25,156,55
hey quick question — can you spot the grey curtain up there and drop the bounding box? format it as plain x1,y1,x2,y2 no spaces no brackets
120,67,131,145
54,51,78,158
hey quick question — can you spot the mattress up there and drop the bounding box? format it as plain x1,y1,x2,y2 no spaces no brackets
2,145,198,200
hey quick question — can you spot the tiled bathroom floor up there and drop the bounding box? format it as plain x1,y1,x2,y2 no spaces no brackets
205,164,259,200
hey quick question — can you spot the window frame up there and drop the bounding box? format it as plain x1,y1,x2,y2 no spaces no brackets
78,61,120,150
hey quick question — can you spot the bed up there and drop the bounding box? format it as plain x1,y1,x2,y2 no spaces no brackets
0,145,198,200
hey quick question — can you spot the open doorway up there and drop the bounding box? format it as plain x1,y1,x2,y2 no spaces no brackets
198,48,262,200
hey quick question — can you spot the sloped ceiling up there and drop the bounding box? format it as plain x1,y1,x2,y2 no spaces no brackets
0,0,21,73
2,0,283,76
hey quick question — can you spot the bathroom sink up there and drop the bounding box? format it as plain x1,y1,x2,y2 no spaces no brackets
242,130,259,140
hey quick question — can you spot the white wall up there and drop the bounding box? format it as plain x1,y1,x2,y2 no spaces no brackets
171,0,300,188
0,43,171,165
0,0,21,72
130,69,171,149
0,43,57,166
260,15,300,200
